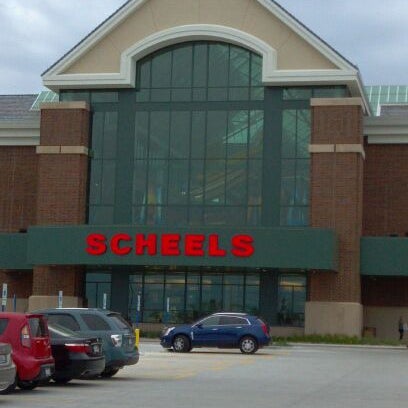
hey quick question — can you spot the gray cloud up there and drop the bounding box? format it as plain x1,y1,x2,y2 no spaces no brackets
0,0,407,94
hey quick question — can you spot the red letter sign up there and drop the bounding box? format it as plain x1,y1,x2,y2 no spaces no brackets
208,234,227,257
231,234,254,257
110,234,132,256
185,234,205,256
161,234,181,256
135,234,157,255
86,234,107,256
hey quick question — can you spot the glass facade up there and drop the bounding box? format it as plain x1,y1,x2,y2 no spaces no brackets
61,42,348,327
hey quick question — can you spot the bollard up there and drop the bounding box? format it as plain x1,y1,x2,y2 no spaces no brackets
134,328,140,348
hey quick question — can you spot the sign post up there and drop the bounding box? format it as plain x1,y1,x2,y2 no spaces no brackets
102,293,107,310
58,290,63,308
1,284,7,312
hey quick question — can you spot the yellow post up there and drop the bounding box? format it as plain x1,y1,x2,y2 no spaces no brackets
134,328,140,348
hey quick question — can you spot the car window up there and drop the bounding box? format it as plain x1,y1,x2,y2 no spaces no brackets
48,322,78,339
199,316,220,327
107,313,132,330
47,314,81,332
80,313,111,331
0,318,9,335
28,317,48,337
219,316,248,325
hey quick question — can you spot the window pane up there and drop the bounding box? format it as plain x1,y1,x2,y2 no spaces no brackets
190,160,204,205
282,110,297,158
296,110,311,158
205,160,225,205
249,110,263,158
191,111,206,159
170,111,190,158
144,284,164,309
134,111,149,159
208,44,229,87
168,160,189,204
226,160,247,205
149,112,170,158
172,45,193,87
133,160,147,205
223,285,244,311
227,111,248,158
281,159,296,205
151,51,172,88
229,46,250,87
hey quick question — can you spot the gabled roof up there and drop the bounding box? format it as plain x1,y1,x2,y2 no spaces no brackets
41,0,370,114
43,0,357,76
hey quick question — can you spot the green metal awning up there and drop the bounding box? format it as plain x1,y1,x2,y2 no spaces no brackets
361,237,408,276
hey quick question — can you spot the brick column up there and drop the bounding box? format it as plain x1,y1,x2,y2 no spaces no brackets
28,102,90,311
306,97,365,337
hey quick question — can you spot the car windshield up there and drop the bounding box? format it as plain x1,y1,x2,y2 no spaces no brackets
107,313,132,330
47,322,78,338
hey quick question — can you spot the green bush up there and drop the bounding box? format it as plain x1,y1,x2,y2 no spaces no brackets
272,334,401,346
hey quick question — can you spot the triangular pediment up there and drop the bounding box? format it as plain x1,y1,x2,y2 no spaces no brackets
42,0,369,113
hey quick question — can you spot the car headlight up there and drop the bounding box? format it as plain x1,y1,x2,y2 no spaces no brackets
163,327,175,336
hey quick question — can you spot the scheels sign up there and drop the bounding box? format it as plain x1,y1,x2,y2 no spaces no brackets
86,233,255,258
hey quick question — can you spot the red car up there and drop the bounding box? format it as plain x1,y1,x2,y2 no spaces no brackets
0,313,54,392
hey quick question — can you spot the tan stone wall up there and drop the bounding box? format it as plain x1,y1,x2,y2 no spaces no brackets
28,295,83,312
305,301,363,337
364,306,408,342
65,0,336,74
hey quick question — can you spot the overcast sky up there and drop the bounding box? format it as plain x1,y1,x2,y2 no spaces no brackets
1,0,408,95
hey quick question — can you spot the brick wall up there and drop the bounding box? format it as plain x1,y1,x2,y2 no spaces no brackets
363,143,408,236
0,269,33,298
32,104,90,298
0,146,37,232
362,276,408,307
309,102,364,303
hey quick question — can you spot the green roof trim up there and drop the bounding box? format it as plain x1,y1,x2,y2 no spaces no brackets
0,234,31,270
361,237,408,276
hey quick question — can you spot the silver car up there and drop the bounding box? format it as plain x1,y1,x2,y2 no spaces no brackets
0,343,16,394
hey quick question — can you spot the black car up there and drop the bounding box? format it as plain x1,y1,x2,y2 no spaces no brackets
48,323,105,384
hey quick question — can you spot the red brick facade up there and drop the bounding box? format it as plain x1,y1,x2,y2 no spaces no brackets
32,104,90,299
363,143,408,236
0,146,37,233
309,102,364,303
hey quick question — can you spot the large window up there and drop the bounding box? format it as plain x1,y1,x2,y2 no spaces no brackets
132,42,264,226
277,274,307,327
127,270,260,324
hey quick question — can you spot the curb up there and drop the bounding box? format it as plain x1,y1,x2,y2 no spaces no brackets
275,342,407,350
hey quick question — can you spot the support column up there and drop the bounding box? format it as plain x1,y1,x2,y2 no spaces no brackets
28,102,90,311
306,97,365,337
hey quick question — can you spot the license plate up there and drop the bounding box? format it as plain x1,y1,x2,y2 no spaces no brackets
45,367,51,376
92,345,100,354
0,355,7,364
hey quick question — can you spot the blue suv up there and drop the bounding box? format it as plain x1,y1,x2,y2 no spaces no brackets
160,313,271,354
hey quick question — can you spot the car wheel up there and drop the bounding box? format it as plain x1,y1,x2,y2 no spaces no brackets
17,379,39,390
173,335,191,352
239,336,258,354
0,380,16,394
100,367,120,378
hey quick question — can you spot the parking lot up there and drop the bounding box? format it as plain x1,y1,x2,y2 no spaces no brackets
2,342,408,408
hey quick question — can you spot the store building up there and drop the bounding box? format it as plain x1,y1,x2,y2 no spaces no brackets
1,0,408,339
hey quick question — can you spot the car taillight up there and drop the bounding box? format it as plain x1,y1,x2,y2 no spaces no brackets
261,323,268,335
21,325,31,348
111,334,122,347
65,343,92,354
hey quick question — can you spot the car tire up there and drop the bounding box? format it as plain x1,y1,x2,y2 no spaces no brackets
17,379,39,390
0,380,16,394
172,335,191,353
239,336,258,354
100,367,120,378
